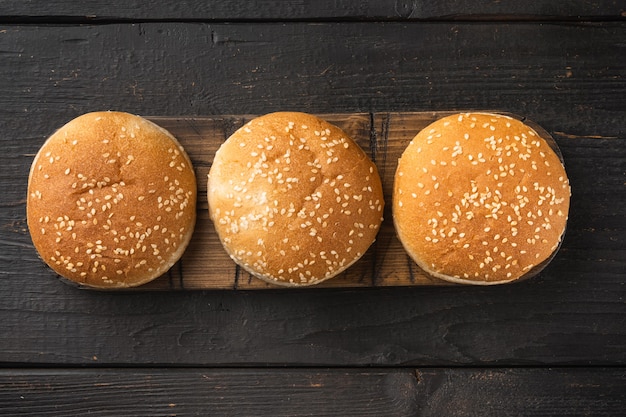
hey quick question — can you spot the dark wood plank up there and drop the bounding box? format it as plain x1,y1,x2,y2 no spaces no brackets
0,276,624,366
0,21,624,366
0,22,622,136
0,368,624,416
1,1,623,20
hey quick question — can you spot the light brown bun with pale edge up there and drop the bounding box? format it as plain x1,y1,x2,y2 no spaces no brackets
208,112,384,287
27,111,197,289
394,113,570,285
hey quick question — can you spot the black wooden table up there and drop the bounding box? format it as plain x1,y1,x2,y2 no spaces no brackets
1,2,624,415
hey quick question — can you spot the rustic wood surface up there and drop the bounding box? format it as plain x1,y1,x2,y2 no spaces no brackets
2,1,624,20
1,368,624,417
0,2,624,415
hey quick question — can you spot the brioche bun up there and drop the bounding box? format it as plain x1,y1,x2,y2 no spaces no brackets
393,112,570,285
208,112,384,286
27,111,197,288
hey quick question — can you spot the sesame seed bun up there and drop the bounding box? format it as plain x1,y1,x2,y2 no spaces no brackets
393,113,570,285
27,111,197,289
207,112,384,287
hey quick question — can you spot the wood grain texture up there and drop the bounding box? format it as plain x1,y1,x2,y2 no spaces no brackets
1,7,624,416
0,21,624,366
1,278,624,366
1,368,624,416
0,22,622,135
1,1,624,21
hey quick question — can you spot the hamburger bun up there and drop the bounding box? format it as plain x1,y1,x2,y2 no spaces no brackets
393,112,570,285
207,112,384,286
27,111,197,289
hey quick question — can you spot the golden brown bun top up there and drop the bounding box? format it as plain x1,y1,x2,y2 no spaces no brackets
27,111,197,288
393,113,570,284
208,112,384,286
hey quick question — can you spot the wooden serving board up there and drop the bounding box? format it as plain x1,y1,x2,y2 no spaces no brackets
126,112,554,290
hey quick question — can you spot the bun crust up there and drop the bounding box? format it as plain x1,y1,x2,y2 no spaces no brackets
27,111,197,288
393,113,570,284
208,112,384,286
